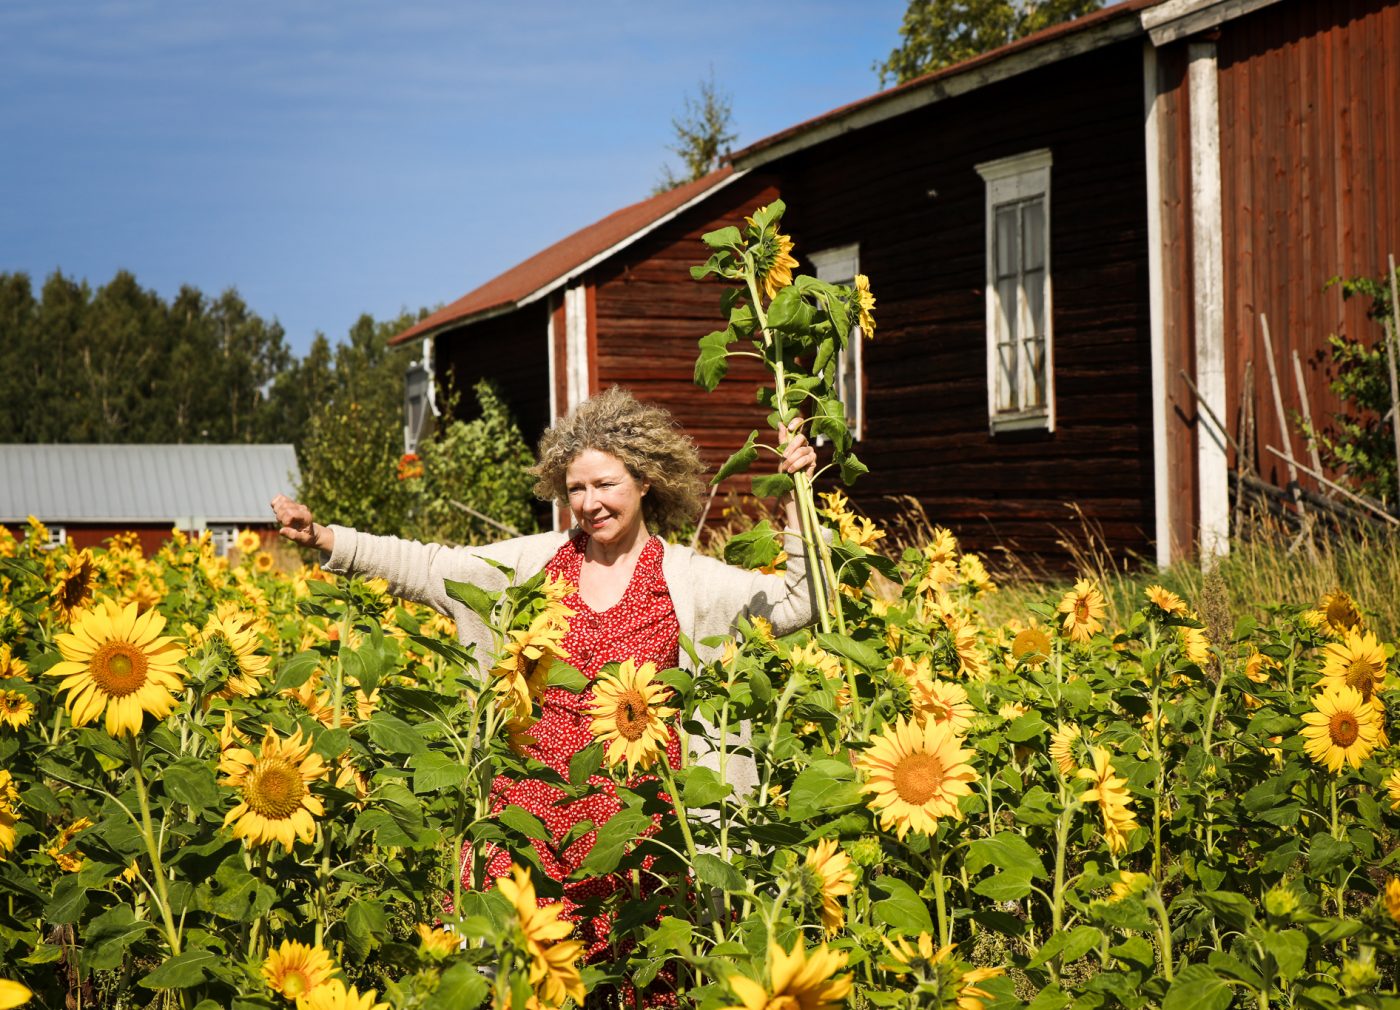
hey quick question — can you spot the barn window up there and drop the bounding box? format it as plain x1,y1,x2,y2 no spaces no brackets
207,525,239,557
806,242,864,440
43,525,66,550
975,149,1054,432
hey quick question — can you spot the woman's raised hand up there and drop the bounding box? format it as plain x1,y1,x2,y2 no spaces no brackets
778,424,817,479
270,494,332,552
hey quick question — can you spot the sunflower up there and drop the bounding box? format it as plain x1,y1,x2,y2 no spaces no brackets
587,658,676,776
1301,685,1381,773
958,553,994,595
1057,579,1106,644
262,939,335,1001
724,940,851,1010
1385,879,1400,927
910,678,975,735
1318,588,1364,635
50,550,97,623
1010,626,1051,667
47,816,92,873
853,274,876,337
0,770,19,858
955,966,1005,1010
1107,870,1151,903
1245,650,1280,684
1077,747,1139,855
0,980,31,1009
198,612,270,699
294,980,388,1010
415,923,460,959
1048,723,1080,776
998,702,1028,721
1143,585,1187,616
48,600,187,737
748,222,799,302
949,619,985,679
1178,624,1211,667
857,716,978,840
1320,630,1387,703
789,642,843,680
503,714,540,757
1386,769,1400,810
490,617,568,719
0,645,28,682
804,839,855,934
234,528,261,555
221,727,329,851
253,551,277,575
0,692,33,731
497,863,584,1009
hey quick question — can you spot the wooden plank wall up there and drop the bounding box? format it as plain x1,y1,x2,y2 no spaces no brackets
1217,0,1400,496
774,42,1155,568
590,174,784,511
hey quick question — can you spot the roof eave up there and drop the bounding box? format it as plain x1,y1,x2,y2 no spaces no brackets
1141,0,1284,45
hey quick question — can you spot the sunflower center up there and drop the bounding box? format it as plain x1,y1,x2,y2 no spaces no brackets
245,758,305,819
1347,657,1377,688
1012,629,1050,661
767,996,802,1010
1327,599,1357,627
90,643,149,698
279,968,312,998
1074,598,1090,621
614,690,650,741
1330,711,1360,747
892,752,945,806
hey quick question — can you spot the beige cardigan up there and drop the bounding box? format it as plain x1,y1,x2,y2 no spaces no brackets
322,525,821,792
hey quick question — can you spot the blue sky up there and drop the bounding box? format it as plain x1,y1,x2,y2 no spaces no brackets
1,1,907,356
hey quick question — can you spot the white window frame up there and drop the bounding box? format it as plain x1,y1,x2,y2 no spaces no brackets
806,242,864,441
43,525,67,551
975,149,1055,433
207,524,239,557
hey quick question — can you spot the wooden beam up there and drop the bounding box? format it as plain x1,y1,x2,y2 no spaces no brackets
1143,40,1173,568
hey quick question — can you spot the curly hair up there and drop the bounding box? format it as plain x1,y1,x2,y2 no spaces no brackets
532,386,707,536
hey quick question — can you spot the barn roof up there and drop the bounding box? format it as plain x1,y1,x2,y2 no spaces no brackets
389,166,745,345
0,444,301,524
390,0,1279,348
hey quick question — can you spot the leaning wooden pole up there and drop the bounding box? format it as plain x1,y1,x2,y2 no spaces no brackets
1291,349,1329,496
1260,314,1309,522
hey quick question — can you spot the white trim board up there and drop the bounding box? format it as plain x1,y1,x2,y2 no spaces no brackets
1141,0,1283,46
1143,42,1173,568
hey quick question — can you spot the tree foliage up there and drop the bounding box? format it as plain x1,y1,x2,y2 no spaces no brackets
876,0,1105,86
654,71,737,194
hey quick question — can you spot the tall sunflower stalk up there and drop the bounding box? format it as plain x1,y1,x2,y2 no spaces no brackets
691,201,875,674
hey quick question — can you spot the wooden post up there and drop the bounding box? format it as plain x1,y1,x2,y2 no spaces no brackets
1291,349,1329,495
1260,315,1308,520
1387,254,1400,509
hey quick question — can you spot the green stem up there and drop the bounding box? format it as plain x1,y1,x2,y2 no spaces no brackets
659,758,724,942
126,735,182,957
1148,639,1165,884
932,849,950,949
1147,890,1174,982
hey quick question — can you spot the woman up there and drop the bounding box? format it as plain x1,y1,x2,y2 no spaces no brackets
270,386,818,994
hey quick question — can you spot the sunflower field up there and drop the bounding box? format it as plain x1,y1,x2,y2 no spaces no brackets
3,205,1400,1010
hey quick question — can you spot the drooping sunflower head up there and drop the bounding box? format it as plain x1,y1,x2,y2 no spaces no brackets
1076,746,1139,855
50,550,98,623
1010,626,1052,667
261,939,335,1000
1107,870,1152,903
1048,723,1081,776
1178,624,1211,667
48,600,187,737
197,612,270,700
725,940,852,1010
748,222,799,303
802,839,856,935
1320,630,1387,702
415,923,460,960
853,274,876,338
856,717,978,840
1143,584,1187,617
586,658,676,777
496,862,584,1007
46,816,92,872
1318,589,1363,635
221,726,329,852
1301,684,1381,773
0,644,28,682
1056,579,1106,644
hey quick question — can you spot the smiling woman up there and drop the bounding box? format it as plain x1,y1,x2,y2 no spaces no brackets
268,384,818,1004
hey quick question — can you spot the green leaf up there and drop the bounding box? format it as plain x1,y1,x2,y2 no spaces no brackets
140,949,222,989
751,472,794,499
569,741,604,787
444,579,497,623
81,903,151,971
723,521,783,571
44,875,89,924
272,650,320,692
702,226,742,250
1006,712,1049,742
161,757,221,814
1028,925,1102,969
345,898,388,963
694,853,745,892
499,805,552,842
966,833,1048,879
209,855,276,922
546,664,589,693
1162,964,1232,1010
839,452,868,484
766,286,808,331
423,961,489,1010
695,331,734,392
787,760,863,821
1260,927,1309,981
973,869,1034,901
411,751,471,793
366,714,428,756
644,916,693,954
815,632,883,672
1198,890,1256,931
682,766,732,808
1308,831,1354,874
577,809,651,876
872,877,934,932
714,431,759,484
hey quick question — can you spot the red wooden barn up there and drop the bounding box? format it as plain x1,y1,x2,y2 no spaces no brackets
393,0,1400,568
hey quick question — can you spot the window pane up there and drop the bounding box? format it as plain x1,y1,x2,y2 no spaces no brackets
1024,266,1045,338
998,341,1018,411
1022,198,1045,271
1025,335,1047,409
995,206,1018,278
996,277,1019,344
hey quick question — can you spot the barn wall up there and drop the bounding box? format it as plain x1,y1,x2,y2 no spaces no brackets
770,41,1155,567
1216,0,1400,498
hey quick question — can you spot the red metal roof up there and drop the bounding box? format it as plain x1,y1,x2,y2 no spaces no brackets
390,166,737,345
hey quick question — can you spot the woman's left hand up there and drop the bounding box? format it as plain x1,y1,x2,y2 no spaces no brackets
778,424,817,479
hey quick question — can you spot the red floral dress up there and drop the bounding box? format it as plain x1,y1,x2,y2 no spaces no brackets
475,533,683,996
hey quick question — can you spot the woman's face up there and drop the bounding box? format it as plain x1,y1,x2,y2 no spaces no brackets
565,448,650,545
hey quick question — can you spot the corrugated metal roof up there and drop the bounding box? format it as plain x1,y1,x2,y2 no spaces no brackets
0,444,302,523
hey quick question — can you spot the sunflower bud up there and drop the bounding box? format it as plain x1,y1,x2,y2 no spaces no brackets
1263,884,1300,918
846,836,883,868
1340,954,1379,994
